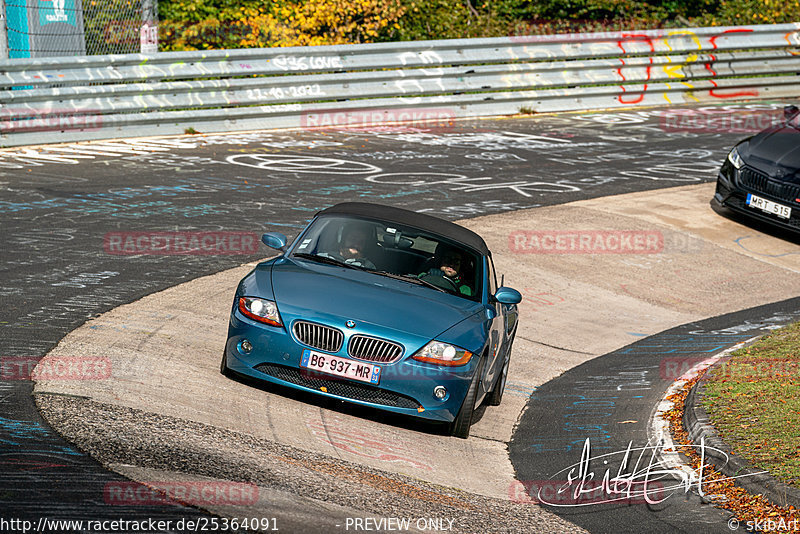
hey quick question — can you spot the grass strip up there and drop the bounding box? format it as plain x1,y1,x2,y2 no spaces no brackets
664,378,798,529
702,321,800,487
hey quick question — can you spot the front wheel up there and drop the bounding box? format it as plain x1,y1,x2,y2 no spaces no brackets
220,351,233,377
486,335,514,406
450,356,485,439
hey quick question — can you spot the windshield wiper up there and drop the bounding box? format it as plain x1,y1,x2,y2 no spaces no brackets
292,253,366,271
369,270,449,293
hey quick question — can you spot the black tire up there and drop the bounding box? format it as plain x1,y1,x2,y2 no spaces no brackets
450,355,485,439
220,351,233,377
486,335,514,406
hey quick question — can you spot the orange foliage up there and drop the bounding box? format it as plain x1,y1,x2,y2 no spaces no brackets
161,0,405,51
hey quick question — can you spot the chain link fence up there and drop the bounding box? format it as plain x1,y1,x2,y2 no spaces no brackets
84,0,157,55
1,0,157,58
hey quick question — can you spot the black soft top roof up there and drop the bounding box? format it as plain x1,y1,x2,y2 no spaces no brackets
316,202,490,255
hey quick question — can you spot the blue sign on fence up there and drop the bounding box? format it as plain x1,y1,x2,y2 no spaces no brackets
6,0,85,58
38,0,77,26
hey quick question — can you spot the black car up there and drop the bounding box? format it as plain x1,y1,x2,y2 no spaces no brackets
712,105,800,235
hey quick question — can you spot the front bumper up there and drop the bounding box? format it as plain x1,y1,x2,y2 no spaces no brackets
713,171,800,234
223,309,479,423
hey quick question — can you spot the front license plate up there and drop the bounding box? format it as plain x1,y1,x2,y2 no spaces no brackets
300,349,381,385
746,193,792,219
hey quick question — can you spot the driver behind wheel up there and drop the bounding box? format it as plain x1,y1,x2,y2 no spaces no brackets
419,247,473,296
323,224,376,269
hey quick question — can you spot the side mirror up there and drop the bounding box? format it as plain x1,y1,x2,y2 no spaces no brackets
494,287,522,305
784,105,799,120
261,232,288,251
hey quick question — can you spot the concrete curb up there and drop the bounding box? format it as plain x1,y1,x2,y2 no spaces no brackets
683,375,800,508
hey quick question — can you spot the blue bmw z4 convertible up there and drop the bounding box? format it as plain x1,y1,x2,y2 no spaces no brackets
221,202,522,438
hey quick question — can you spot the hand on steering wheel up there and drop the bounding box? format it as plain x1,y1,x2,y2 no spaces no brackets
419,270,459,293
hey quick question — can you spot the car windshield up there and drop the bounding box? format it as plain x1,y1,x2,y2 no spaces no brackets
290,215,483,301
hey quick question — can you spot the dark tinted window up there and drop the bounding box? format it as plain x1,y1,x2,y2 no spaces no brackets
291,215,483,301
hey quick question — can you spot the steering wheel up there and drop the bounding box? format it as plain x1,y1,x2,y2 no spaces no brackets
419,271,459,293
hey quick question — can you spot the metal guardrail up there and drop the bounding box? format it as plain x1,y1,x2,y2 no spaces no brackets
1,23,799,146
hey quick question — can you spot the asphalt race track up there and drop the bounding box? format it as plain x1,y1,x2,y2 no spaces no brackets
510,298,800,533
2,101,800,533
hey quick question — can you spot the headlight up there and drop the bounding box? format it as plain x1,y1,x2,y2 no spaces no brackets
727,146,744,169
412,341,473,366
238,297,282,326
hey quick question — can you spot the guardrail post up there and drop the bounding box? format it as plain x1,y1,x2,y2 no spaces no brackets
0,0,8,59
140,0,157,54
